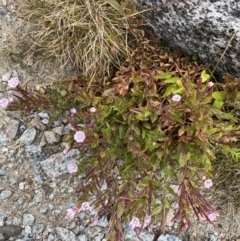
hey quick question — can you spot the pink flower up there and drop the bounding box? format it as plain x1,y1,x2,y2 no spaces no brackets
208,211,219,222
70,108,77,114
8,97,14,103
67,162,78,174
207,81,214,88
74,131,86,143
63,147,69,154
66,207,79,219
204,179,213,189
81,202,90,211
41,118,49,124
93,216,99,225
90,107,96,113
0,98,9,108
8,77,19,88
143,214,151,227
172,94,181,102
129,216,141,229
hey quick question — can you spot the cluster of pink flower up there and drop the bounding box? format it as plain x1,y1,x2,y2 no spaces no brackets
0,97,13,108
0,77,20,108
129,214,151,230
66,202,90,219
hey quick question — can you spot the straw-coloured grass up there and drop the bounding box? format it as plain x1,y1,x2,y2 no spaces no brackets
16,0,137,82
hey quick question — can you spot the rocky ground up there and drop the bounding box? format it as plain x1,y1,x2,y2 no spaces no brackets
0,0,240,241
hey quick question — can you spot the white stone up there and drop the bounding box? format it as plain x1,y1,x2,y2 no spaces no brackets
0,189,12,199
56,227,77,241
19,128,37,145
23,214,35,226
2,71,11,82
25,225,32,234
18,182,26,190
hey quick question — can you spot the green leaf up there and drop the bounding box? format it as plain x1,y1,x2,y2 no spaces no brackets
212,91,226,101
163,77,181,83
152,207,161,216
179,153,190,167
162,85,177,97
201,70,210,82
60,89,67,97
117,201,125,219
164,198,171,208
167,186,178,197
192,54,199,61
119,125,125,139
132,125,140,135
143,122,151,129
155,72,172,80
173,87,184,94
213,100,224,109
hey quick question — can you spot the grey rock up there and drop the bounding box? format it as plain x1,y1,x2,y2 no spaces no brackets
40,149,79,178
0,6,7,16
33,190,43,202
124,227,154,241
5,119,19,139
25,144,48,176
135,0,240,79
56,227,77,241
0,225,22,239
77,234,87,241
1,71,11,82
0,189,12,199
32,224,44,234
9,178,17,185
39,205,49,214
19,128,36,145
52,126,63,136
41,184,53,195
24,225,31,234
0,131,7,144
0,233,4,241
209,234,218,241
0,169,6,176
44,131,60,144
157,234,182,241
47,233,55,241
48,203,54,210
22,214,35,226
38,112,49,119
78,212,85,220
97,217,108,228
16,198,24,206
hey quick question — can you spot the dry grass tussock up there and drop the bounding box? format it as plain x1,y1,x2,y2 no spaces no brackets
14,0,138,82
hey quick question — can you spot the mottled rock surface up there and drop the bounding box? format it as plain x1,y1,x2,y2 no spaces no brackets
135,0,240,79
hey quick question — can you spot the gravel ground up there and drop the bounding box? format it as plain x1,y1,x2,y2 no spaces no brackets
0,0,240,240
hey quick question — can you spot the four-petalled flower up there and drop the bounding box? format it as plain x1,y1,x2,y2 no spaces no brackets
129,216,141,229
8,77,19,88
67,162,78,174
0,98,9,108
74,131,86,143
204,179,213,189
172,94,181,102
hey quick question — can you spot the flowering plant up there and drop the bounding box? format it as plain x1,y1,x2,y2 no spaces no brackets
5,56,240,240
